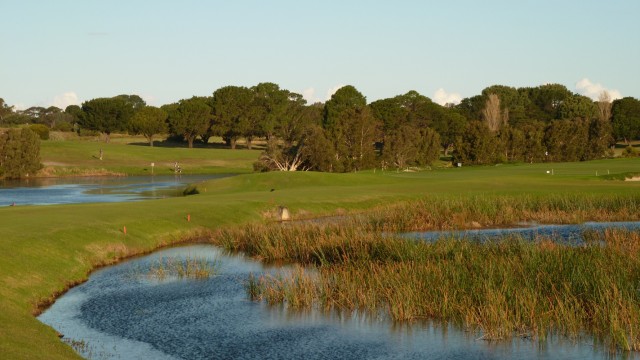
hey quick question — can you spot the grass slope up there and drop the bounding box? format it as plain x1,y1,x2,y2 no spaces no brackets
40,136,260,176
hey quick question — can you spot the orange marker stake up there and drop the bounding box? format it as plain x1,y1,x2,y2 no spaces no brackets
187,214,191,222
123,226,127,235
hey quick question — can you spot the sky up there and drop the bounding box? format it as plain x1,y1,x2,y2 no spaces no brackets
1,0,639,110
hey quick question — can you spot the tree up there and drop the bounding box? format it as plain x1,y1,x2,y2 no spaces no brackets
113,94,146,112
0,98,14,122
339,107,380,171
432,109,467,156
480,85,531,127
382,124,421,169
211,86,253,149
369,97,407,134
323,85,367,132
323,86,380,171
166,97,211,148
453,121,500,165
64,105,83,131
276,94,318,147
558,94,597,121
415,127,441,166
544,119,589,162
597,91,612,122
0,128,41,179
611,97,640,144
586,118,613,160
248,82,291,146
482,94,505,132
129,106,168,146
80,97,136,142
522,84,572,122
301,125,334,172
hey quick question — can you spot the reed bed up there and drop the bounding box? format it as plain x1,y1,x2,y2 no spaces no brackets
211,194,640,352
146,256,218,280
365,193,640,232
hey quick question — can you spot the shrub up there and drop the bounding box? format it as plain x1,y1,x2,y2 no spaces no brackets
0,128,42,178
621,146,638,158
29,124,50,140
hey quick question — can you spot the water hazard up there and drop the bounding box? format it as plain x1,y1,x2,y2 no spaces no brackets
38,245,628,359
0,174,229,206
402,221,640,245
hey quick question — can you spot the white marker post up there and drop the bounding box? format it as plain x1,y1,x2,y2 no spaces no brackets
151,162,155,175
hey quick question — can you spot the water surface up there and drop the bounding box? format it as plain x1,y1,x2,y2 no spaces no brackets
402,221,640,245
38,245,628,359
0,174,228,206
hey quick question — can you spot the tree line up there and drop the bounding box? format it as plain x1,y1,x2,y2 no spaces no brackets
1,82,640,175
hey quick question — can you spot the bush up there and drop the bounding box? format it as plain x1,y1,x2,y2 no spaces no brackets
622,146,639,158
0,128,42,179
182,185,200,196
29,124,50,140
52,121,74,132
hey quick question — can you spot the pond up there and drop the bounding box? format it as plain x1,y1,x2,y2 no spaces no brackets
38,245,626,359
0,174,230,206
402,221,640,245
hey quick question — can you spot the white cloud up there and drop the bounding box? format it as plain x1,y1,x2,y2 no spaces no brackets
433,88,462,106
140,94,157,106
51,92,80,109
13,103,27,111
300,85,345,104
301,87,316,103
325,84,345,101
575,78,622,101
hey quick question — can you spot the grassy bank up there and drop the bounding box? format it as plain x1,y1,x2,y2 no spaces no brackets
40,135,260,176
213,199,640,351
1,151,639,358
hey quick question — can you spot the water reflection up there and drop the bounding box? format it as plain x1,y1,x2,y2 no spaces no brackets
38,245,628,359
0,174,229,206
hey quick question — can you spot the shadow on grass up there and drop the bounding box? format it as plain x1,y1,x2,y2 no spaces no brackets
127,140,265,150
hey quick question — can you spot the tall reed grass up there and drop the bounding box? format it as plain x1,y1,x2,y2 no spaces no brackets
146,256,218,280
211,194,640,352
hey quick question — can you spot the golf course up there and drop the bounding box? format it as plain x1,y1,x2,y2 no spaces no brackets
1,135,640,358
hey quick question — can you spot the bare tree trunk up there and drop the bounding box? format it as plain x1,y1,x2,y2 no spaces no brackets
597,91,612,122
483,94,502,132
246,137,253,150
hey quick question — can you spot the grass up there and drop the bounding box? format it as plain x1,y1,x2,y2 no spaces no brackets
144,256,218,280
218,215,640,352
40,133,260,176
0,135,639,358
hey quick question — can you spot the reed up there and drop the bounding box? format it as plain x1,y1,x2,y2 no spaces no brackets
146,256,218,280
211,196,640,353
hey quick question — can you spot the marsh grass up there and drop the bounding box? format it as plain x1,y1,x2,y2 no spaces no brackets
145,256,218,280
212,195,640,352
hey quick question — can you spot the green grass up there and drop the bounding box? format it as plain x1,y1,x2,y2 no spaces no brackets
40,134,260,176
1,136,640,358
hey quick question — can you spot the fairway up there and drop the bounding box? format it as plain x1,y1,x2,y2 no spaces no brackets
40,135,260,176
1,140,640,358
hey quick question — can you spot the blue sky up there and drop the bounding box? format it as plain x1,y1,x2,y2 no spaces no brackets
1,0,639,109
